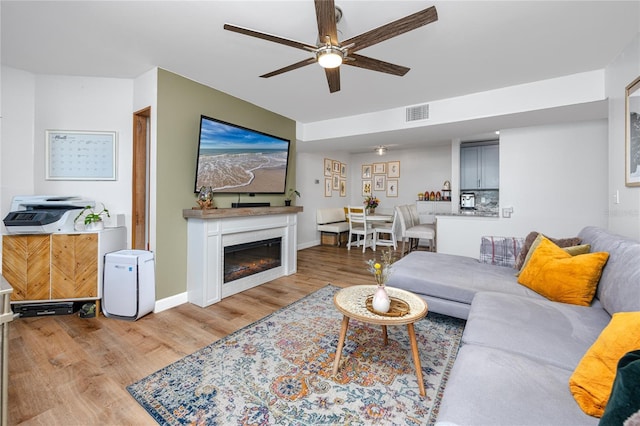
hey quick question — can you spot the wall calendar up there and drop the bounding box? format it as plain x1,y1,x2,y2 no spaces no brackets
45,130,117,180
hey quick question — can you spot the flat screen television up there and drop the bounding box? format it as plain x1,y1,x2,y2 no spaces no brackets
194,115,291,194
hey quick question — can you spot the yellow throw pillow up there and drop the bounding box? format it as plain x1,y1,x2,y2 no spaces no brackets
517,237,608,306
569,312,640,417
515,233,590,277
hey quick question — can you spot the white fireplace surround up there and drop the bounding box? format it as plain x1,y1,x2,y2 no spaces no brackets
184,207,301,307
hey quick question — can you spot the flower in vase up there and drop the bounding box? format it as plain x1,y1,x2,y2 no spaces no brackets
366,248,394,286
363,196,380,209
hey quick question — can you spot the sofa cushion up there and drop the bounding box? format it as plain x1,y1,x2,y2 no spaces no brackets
514,231,582,270
386,251,544,307
517,237,609,306
599,350,640,425
569,311,640,417
436,345,599,426
578,226,640,315
516,232,591,276
463,292,611,370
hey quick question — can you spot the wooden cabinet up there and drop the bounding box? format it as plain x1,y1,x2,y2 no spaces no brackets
460,143,499,190
2,227,126,303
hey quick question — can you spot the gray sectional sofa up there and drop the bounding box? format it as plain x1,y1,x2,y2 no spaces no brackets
386,226,640,425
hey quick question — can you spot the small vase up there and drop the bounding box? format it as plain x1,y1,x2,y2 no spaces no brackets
85,221,104,231
367,208,376,215
372,285,390,313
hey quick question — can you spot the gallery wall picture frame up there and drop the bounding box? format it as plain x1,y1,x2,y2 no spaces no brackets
46,130,117,180
332,174,340,190
373,162,386,174
387,161,400,178
373,174,386,191
362,180,372,196
340,163,347,178
332,160,341,174
625,75,640,187
362,164,372,179
325,178,333,197
324,158,333,177
339,179,346,197
387,179,399,197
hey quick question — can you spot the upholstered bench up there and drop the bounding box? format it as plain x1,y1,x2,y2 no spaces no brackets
316,208,349,246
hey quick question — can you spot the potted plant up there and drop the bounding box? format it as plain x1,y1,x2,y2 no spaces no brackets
74,203,110,231
284,189,300,206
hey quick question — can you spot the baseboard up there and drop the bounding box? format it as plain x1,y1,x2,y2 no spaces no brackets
153,291,188,313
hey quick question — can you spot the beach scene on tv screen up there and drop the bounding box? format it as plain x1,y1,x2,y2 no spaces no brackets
196,119,289,193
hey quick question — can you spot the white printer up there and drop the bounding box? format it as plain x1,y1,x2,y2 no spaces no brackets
3,195,94,234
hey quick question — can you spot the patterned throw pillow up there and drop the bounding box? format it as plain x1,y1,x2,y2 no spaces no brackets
479,236,525,268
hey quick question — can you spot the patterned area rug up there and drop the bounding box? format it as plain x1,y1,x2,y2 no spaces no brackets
127,285,465,425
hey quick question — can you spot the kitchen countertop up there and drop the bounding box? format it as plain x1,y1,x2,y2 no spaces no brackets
437,211,499,218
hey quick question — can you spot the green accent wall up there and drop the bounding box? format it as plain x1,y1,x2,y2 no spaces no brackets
155,69,296,300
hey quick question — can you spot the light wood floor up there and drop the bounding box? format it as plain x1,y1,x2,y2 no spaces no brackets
8,244,401,425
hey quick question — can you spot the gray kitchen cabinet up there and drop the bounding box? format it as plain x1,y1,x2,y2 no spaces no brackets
460,142,499,190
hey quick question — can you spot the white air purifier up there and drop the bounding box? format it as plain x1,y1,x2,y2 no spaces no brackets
103,250,155,321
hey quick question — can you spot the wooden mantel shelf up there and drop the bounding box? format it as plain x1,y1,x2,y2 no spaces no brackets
183,206,303,220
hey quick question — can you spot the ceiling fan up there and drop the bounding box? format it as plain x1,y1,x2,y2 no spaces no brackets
224,1,438,93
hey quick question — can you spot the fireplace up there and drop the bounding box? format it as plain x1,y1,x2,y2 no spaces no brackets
184,206,301,307
224,237,282,283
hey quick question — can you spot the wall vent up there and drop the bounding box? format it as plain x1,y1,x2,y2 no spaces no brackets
406,104,429,122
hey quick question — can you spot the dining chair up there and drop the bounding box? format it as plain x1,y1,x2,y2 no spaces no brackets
346,205,375,252
395,204,436,255
373,210,399,250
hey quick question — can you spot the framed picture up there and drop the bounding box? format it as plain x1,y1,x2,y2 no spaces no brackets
332,174,340,190
340,163,347,178
362,164,372,179
339,179,346,197
373,162,386,174
332,160,341,174
46,130,117,180
324,158,333,177
324,178,332,197
387,179,398,197
625,75,640,186
373,174,386,191
387,161,400,178
362,180,372,196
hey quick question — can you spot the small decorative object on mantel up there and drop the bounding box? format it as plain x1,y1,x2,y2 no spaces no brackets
284,188,300,206
366,248,394,314
196,186,215,209
74,203,110,231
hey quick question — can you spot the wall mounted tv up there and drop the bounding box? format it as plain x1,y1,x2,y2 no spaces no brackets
194,115,291,194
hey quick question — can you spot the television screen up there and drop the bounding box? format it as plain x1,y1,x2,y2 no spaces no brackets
194,115,291,194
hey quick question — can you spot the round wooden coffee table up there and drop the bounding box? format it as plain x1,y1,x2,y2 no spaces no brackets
332,285,429,396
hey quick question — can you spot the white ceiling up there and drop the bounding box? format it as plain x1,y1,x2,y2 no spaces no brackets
2,1,639,152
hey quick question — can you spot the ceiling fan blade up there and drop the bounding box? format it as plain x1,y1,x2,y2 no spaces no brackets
325,67,341,93
342,6,438,53
224,23,316,52
260,57,317,78
344,53,410,76
315,0,338,45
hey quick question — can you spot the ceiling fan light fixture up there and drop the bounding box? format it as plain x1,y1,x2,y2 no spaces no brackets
376,146,388,156
317,46,344,69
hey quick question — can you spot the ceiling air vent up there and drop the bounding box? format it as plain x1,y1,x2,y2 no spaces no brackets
406,104,429,122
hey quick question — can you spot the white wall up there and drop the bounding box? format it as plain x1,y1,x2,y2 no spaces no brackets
296,150,351,248
606,33,640,239
438,119,609,258
1,68,135,247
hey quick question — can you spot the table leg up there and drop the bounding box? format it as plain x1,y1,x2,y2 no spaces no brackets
407,322,425,397
332,315,350,375
381,325,388,345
